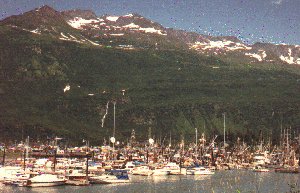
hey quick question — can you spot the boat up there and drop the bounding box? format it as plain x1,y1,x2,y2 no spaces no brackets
163,162,186,175
124,161,135,174
21,174,66,187
151,168,170,176
131,166,153,176
65,169,90,186
253,166,270,172
89,170,130,184
2,171,33,186
66,179,90,186
252,152,270,166
275,167,299,174
0,166,22,182
186,167,215,175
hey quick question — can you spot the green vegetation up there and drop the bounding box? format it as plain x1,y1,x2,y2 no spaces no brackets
0,26,299,145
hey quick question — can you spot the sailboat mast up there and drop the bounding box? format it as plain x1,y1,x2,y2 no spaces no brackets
169,131,171,147
223,113,226,149
195,128,198,157
113,101,116,151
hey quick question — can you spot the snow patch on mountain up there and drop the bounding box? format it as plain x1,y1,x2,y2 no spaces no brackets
30,29,41,34
63,85,70,92
123,23,140,28
245,51,266,62
279,49,298,64
123,14,134,17
60,32,69,39
140,27,167,35
59,33,100,46
106,16,119,22
191,40,251,52
67,17,99,29
110,33,124,36
85,38,100,45
122,23,166,35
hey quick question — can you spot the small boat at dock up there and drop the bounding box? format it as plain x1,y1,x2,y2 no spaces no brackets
89,170,130,184
253,166,270,172
21,173,66,187
275,167,299,174
186,167,215,175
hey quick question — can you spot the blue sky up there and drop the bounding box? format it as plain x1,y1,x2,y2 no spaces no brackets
1,0,299,45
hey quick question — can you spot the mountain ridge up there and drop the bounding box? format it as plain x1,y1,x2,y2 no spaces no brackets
1,5,300,65
0,5,299,144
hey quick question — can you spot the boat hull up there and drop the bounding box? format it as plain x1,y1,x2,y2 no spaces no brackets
66,180,90,186
25,181,66,187
91,179,130,184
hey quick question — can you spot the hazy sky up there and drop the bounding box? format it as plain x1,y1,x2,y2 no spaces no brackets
1,0,299,45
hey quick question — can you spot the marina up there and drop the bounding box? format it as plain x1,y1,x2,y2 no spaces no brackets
1,1,300,193
0,129,299,192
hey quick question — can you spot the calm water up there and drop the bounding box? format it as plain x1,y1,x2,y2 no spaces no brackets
0,170,299,193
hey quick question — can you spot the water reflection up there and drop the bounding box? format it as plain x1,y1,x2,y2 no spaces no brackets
193,175,211,181
0,171,299,193
22,187,65,193
151,175,170,183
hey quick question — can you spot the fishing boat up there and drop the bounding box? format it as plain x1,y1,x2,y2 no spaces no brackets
65,169,90,186
151,168,170,176
252,152,270,166
0,166,22,182
186,167,215,175
21,174,66,187
89,170,130,184
163,162,186,175
275,167,299,174
1,170,40,186
2,173,30,186
131,166,153,176
253,165,270,172
124,161,135,174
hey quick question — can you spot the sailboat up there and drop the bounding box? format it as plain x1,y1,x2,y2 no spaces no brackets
21,173,66,187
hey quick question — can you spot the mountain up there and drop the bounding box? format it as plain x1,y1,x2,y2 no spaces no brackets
3,5,300,64
0,6,299,144
60,8,300,65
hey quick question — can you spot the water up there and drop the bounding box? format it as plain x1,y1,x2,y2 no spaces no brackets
0,170,299,193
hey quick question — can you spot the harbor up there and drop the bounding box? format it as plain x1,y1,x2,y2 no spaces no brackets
0,127,299,192
1,1,300,193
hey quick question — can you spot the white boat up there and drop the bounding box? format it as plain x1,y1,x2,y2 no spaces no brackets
152,168,170,176
163,162,186,175
253,152,270,166
131,166,153,176
253,166,270,172
187,167,215,175
65,169,90,186
2,172,31,186
90,170,130,184
23,174,66,187
0,166,22,182
124,161,135,174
